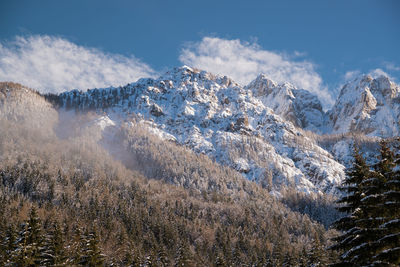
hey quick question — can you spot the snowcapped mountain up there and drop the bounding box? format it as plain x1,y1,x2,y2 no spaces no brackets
245,74,325,132
245,73,400,138
5,67,398,195
53,66,345,194
327,75,400,137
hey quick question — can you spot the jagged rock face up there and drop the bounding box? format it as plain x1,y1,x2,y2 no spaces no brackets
245,74,324,132
327,75,400,137
55,66,345,194
5,66,400,195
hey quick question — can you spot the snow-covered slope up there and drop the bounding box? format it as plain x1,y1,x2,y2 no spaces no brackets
245,74,325,132
0,82,58,135
327,75,400,137
55,66,345,194
5,66,399,197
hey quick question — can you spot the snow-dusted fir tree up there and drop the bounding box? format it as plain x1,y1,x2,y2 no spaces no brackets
10,207,43,266
174,242,192,267
332,141,400,266
349,141,395,265
39,221,67,266
79,228,105,266
67,226,86,265
370,139,400,265
156,247,169,267
0,226,17,266
331,147,371,265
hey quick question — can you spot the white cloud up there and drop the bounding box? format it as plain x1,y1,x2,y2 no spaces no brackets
368,68,393,80
343,68,396,87
0,35,156,93
369,68,388,78
383,62,400,72
344,70,361,81
179,37,334,108
293,50,307,58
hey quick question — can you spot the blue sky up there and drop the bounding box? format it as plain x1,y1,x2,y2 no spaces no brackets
0,0,399,108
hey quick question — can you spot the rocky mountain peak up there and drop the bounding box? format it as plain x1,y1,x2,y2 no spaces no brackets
246,74,278,97
4,65,400,198
370,75,398,103
245,75,324,132
50,67,347,194
158,65,239,89
328,74,400,136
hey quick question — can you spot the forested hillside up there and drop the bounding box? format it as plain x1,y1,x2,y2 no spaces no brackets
1,76,398,266
0,82,339,265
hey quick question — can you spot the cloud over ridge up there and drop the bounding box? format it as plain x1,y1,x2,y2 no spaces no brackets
0,35,156,93
0,35,336,108
179,37,334,108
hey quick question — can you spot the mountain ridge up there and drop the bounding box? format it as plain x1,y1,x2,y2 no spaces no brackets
327,74,400,136
44,66,346,194
2,66,398,195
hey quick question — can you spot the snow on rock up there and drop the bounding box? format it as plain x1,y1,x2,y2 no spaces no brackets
0,82,58,133
8,68,400,196
56,66,347,194
245,74,325,132
93,115,116,130
331,140,354,168
327,75,400,137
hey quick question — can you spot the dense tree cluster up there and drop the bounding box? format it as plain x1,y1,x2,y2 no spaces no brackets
0,207,104,266
331,140,400,266
6,81,400,266
0,84,341,265
0,138,337,266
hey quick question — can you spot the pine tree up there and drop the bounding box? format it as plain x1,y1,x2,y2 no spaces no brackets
40,221,67,266
214,252,226,267
156,247,169,267
174,242,192,267
68,226,86,265
330,147,371,265
347,141,395,265
231,243,242,266
271,239,285,267
124,246,142,267
143,254,154,267
1,225,17,266
79,227,104,266
0,217,5,265
10,206,43,266
332,141,400,266
297,247,309,267
307,232,327,266
371,139,400,265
